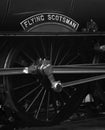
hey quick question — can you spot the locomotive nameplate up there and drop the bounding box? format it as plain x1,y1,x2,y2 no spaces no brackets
20,13,79,31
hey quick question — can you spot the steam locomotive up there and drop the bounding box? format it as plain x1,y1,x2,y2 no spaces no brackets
0,0,105,127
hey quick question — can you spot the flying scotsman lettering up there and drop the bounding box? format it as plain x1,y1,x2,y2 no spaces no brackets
20,13,79,31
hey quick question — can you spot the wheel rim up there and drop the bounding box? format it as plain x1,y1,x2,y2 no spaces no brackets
3,37,93,125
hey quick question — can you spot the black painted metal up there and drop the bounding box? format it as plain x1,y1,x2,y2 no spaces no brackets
0,0,105,31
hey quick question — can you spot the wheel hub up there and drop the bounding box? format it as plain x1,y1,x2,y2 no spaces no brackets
37,59,62,92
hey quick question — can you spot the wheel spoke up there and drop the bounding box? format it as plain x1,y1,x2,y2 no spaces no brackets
18,84,41,103
50,42,53,64
33,47,41,58
22,50,35,63
14,81,37,90
16,55,29,67
54,45,62,65
35,89,46,118
40,38,46,58
46,91,50,121
26,87,44,112
58,49,71,65
67,53,80,65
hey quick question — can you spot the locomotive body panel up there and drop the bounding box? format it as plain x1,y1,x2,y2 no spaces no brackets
0,0,105,31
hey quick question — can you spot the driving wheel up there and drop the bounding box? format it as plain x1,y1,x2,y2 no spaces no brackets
3,37,91,126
